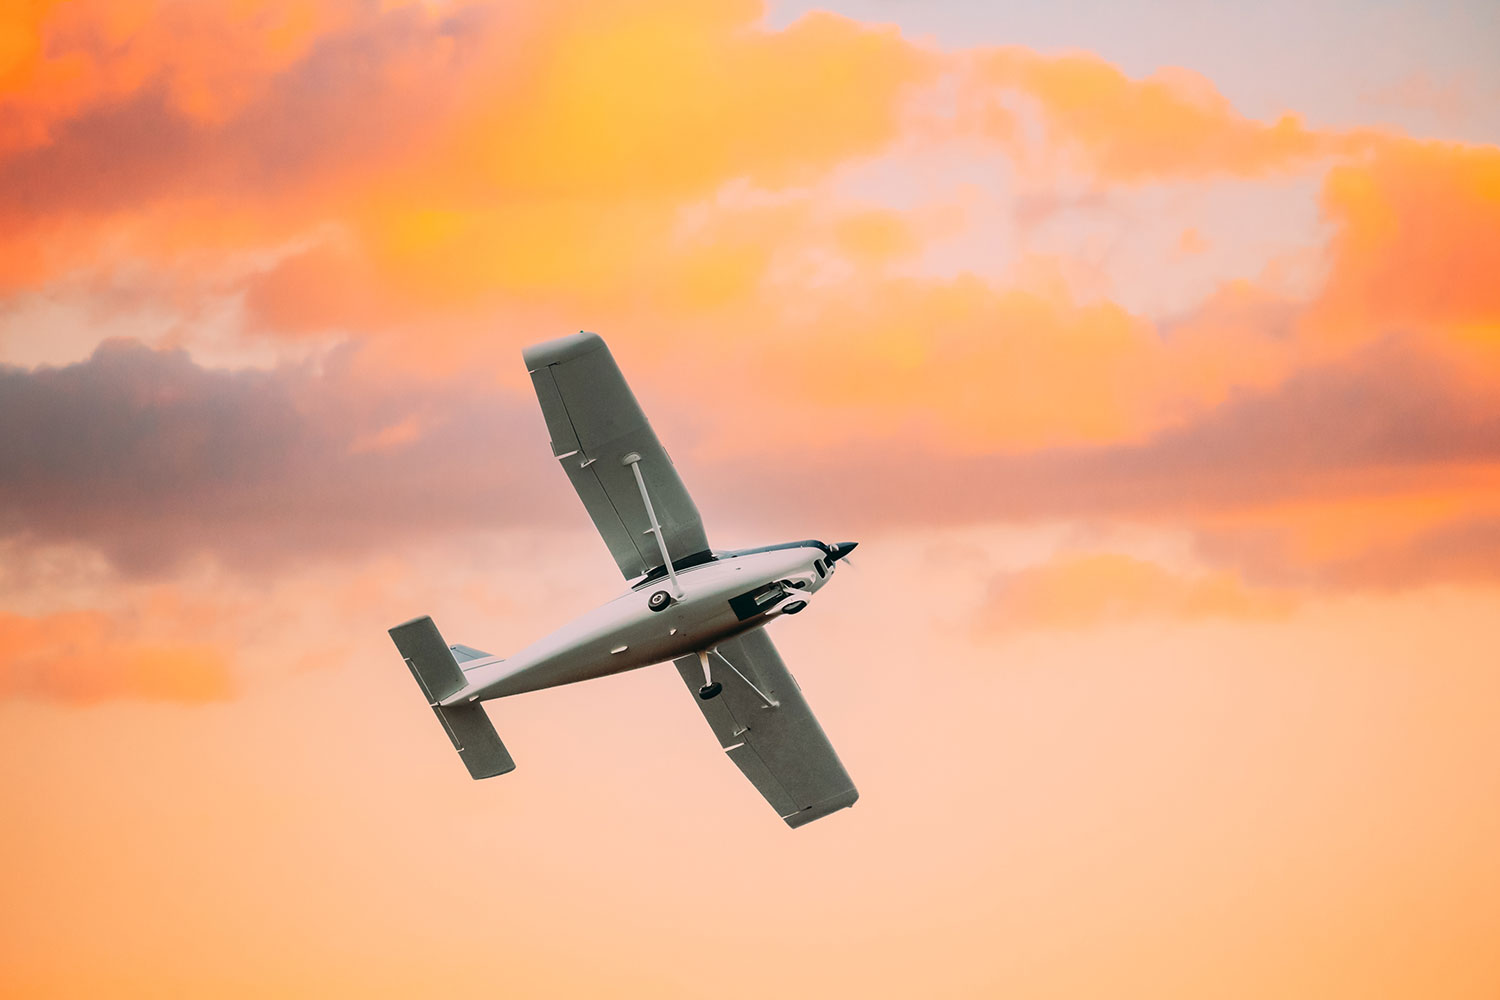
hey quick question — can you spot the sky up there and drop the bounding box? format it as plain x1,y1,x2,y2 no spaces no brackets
1,1,1498,996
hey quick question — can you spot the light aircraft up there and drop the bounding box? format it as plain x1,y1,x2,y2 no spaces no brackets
388,332,859,827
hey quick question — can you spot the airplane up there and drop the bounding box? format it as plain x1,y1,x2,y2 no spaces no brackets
388,332,859,828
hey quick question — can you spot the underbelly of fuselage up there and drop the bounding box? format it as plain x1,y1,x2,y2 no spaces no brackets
474,605,759,699
450,550,816,704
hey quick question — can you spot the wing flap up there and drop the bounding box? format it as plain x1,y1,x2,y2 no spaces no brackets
674,629,857,828
530,364,581,455
559,453,641,577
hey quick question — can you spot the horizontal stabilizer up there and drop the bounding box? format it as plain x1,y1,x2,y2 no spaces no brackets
390,615,466,704
431,702,516,779
389,615,516,780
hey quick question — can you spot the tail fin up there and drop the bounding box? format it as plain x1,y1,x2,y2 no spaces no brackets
389,616,516,779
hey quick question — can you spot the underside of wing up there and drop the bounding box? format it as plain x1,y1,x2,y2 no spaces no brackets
524,333,710,581
674,629,858,828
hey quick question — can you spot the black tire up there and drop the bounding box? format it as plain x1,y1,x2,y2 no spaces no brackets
782,599,808,615
648,590,673,612
698,682,723,700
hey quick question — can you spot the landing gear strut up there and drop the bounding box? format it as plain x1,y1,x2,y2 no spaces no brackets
696,649,722,700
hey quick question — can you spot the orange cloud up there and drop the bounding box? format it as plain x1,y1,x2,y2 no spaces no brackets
0,608,232,702
0,0,1458,370
755,275,1173,450
242,240,383,336
688,261,1319,458
3,0,1382,312
332,5,933,312
1312,140,1500,354
833,208,922,264
444,4,934,201
1,1,937,311
1193,475,1500,590
964,48,1365,181
0,0,352,153
980,553,1295,632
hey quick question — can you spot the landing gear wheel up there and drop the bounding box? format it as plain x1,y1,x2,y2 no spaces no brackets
648,590,673,612
698,682,723,700
782,599,808,615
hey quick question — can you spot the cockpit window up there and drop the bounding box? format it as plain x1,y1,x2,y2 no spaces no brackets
814,559,826,578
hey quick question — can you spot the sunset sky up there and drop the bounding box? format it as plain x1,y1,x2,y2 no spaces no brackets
3,1,1498,996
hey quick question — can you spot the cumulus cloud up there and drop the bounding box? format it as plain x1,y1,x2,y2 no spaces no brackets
0,0,356,155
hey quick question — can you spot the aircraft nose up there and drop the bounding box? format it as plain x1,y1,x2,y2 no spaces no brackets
826,541,858,563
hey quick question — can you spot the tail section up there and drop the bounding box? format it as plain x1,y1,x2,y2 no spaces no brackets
389,616,516,779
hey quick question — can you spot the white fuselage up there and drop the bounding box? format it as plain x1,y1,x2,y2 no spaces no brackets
443,545,834,706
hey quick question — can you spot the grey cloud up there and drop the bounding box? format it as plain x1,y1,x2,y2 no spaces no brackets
0,5,498,231
0,339,558,575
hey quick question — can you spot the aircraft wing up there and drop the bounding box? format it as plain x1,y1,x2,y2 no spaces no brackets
673,629,858,828
524,333,710,581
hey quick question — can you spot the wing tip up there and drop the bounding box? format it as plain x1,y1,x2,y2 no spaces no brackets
523,331,607,372
389,614,434,634
783,786,860,829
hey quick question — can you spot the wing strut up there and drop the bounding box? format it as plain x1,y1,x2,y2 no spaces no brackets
695,647,780,708
714,648,779,708
622,451,682,598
